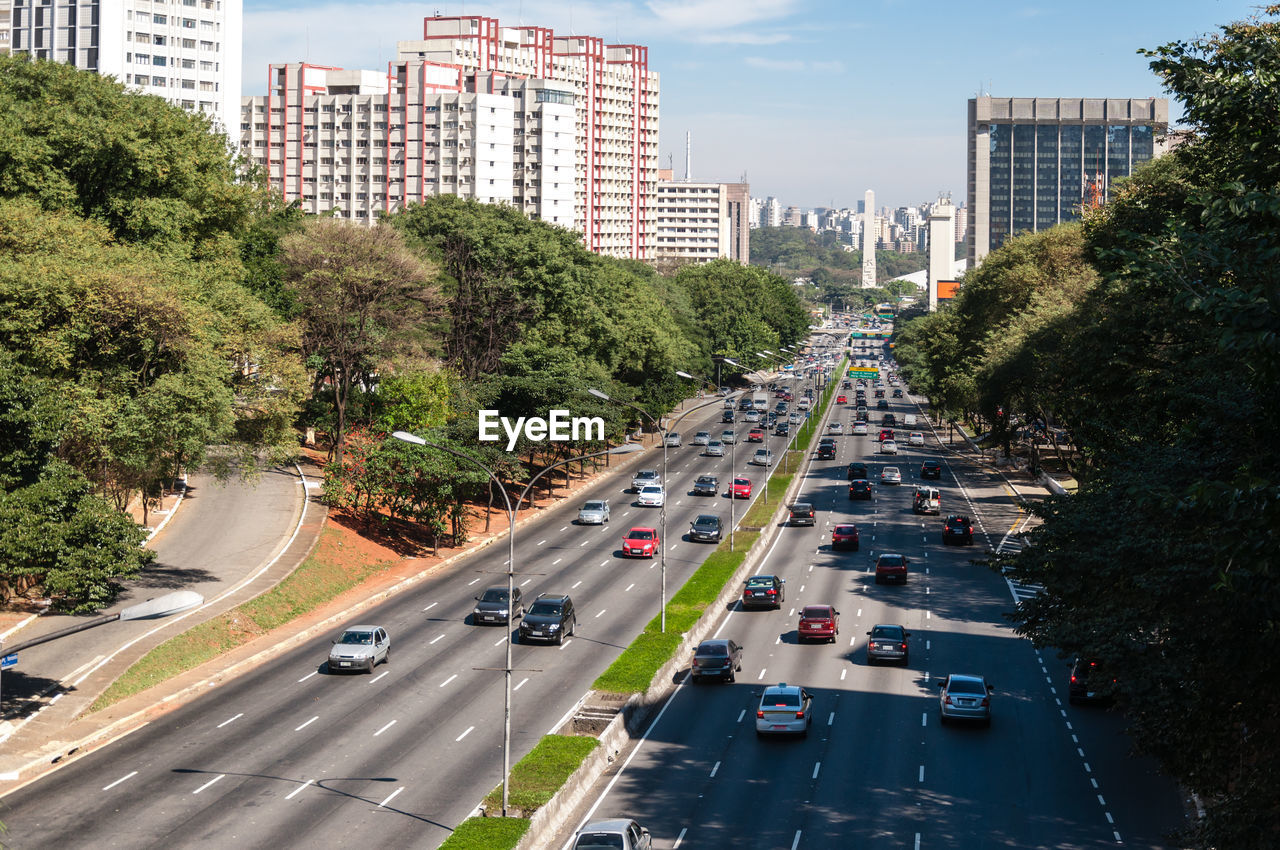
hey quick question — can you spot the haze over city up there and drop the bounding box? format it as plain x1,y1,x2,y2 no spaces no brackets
243,0,1259,210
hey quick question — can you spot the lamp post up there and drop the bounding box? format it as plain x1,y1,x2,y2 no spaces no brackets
391,431,639,816
587,389,734,632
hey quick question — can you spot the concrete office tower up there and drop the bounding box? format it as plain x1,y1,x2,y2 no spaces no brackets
967,97,1168,267
861,189,876,288
3,0,243,139
927,198,955,312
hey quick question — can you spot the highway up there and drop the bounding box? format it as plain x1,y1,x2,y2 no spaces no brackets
551,342,1186,849
0,345,843,849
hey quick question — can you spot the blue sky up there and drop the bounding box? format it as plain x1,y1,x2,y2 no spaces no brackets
244,0,1263,210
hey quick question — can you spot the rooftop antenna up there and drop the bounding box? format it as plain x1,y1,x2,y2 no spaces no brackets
684,130,691,182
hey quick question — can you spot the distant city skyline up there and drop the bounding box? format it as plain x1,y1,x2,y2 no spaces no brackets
243,0,1262,210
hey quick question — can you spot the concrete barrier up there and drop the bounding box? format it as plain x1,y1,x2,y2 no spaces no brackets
1039,473,1070,496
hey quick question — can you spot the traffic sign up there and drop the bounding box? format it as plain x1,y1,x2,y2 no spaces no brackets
2,653,16,670
848,367,879,379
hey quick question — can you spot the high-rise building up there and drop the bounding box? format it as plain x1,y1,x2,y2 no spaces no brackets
861,189,876,288
655,180,749,264
953,204,968,245
3,0,242,138
967,96,1168,266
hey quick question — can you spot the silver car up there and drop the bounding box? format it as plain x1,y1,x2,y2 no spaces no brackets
881,466,902,484
636,485,664,507
721,429,737,445
881,439,898,454
572,819,652,850
937,673,994,726
692,431,711,446
631,469,660,492
755,683,813,737
705,440,725,457
663,432,682,447
577,499,610,525
328,625,390,673
751,449,773,466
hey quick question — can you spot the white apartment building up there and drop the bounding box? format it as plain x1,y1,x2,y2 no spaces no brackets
655,180,749,264
2,0,242,137
240,64,575,228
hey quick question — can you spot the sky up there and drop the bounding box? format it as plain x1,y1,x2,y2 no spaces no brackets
243,0,1264,211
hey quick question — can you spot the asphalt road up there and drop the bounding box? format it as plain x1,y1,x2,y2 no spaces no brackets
0,352,843,849
551,352,1186,849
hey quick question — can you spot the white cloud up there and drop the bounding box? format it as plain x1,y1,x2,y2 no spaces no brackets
695,31,792,45
646,0,801,30
744,56,843,73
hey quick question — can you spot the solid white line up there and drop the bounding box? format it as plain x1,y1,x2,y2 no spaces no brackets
673,828,688,849
369,671,389,684
456,726,474,742
440,674,457,687
285,778,314,800
102,771,137,791
709,761,720,778
295,716,319,731
49,693,63,705
374,720,397,737
430,634,445,645
423,602,438,612
298,671,318,683
514,677,529,691
217,713,243,728
193,774,225,794
378,786,405,807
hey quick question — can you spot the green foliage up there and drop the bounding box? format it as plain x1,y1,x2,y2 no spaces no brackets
749,225,929,302
436,817,529,850
481,735,598,814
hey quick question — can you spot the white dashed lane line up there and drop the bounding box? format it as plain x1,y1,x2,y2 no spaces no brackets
439,674,457,688
217,713,243,728
193,774,225,794
374,720,396,737
295,716,318,732
102,771,137,791
285,779,313,800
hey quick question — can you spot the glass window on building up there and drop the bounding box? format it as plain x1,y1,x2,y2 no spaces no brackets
1083,124,1107,207
1012,124,1036,237
1035,125,1059,228
1106,125,1130,201
988,123,1011,253
1058,125,1083,223
1132,125,1155,167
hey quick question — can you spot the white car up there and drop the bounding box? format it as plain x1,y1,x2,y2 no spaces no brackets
744,410,761,423
908,431,925,447
721,430,737,445
637,485,665,507
692,431,711,446
577,500,610,524
663,432,682,447
751,449,773,466
881,439,898,454
631,469,661,492
755,683,813,737
881,466,902,484
328,625,390,674
828,421,843,435
788,413,803,425
705,440,725,457
852,421,869,436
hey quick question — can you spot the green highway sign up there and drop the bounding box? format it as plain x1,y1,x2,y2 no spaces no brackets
848,367,879,379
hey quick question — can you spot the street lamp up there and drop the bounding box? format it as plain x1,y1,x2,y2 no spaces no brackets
392,431,639,816
587,388,735,632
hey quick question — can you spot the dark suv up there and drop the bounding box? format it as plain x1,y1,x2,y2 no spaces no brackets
920,459,942,479
689,514,723,543
817,441,836,460
848,479,872,500
942,514,974,545
847,462,868,480
788,503,816,526
518,593,576,645
1068,658,1113,705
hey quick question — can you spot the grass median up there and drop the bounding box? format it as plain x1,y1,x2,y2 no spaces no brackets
89,527,395,713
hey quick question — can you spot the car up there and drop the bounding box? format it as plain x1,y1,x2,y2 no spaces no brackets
689,513,723,543
747,427,766,443
836,394,847,404
920,459,942,479
721,429,737,445
851,421,868,435
908,431,924,447
705,440,725,457
878,428,894,442
788,413,803,425
774,421,790,437
631,469,660,493
328,625,390,673
880,466,901,484
797,398,812,411
689,638,742,683
936,673,994,726
875,552,909,584
636,484,665,507
722,410,736,423
1068,658,1114,705
737,398,753,411
519,593,577,645
692,430,711,446
755,683,813,737
880,439,898,454
663,432,682,447
866,624,910,665
751,448,774,466
731,477,753,499
693,474,719,496
788,502,816,526
577,499,610,525
827,421,844,435
847,462,868,480
893,388,904,398
473,586,524,625
571,819,652,850
817,441,836,460
913,486,941,515
798,604,839,643
831,523,860,549
855,408,868,422
874,389,885,399
883,413,897,428
742,574,785,609
942,514,975,545
848,479,872,500
622,527,660,557
876,399,890,410
744,410,761,423
764,411,777,426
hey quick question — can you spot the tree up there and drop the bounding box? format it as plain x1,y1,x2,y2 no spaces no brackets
283,218,439,465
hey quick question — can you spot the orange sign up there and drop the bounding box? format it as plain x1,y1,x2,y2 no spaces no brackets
937,280,960,300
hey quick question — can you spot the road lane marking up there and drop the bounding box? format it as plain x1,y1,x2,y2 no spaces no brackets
553,558,563,565
102,771,137,791
926,640,931,650
580,540,590,547
193,774,225,794
298,672,318,683
285,779,313,800
559,639,574,650
812,762,821,779
791,831,802,850
537,540,546,546
440,674,457,687
468,578,481,586
560,526,568,531
757,669,766,680
295,716,318,731
841,669,847,680
522,579,532,586
374,720,397,736
674,828,688,848
625,583,635,591
600,560,609,567
922,713,927,726
378,787,405,807
515,677,529,691
494,636,506,647
430,634,445,645
571,580,581,588
919,765,925,782
736,709,746,723
369,671,389,684
595,609,606,617
217,713,243,728
827,712,835,726
456,726,474,742
709,761,721,778
423,602,438,612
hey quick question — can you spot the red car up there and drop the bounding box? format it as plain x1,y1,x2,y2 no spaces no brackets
831,524,860,550
732,477,753,499
747,428,765,443
878,428,895,443
875,553,909,584
798,604,840,643
622,527,660,558
836,394,847,404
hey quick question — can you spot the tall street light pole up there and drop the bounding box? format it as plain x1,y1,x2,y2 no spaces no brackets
391,431,639,816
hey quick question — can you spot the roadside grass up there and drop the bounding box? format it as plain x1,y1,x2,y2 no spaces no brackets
741,472,792,527
481,735,599,815
89,528,394,713
437,817,530,850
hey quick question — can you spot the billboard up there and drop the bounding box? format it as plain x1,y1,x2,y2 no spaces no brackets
938,280,961,300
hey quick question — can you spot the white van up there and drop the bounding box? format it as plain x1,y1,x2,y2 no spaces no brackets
903,414,918,428
913,486,941,515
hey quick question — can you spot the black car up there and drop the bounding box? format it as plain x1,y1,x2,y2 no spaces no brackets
518,593,577,645
883,413,897,427
741,574,785,610
692,474,719,496
848,479,872,500
874,389,885,399
722,410,736,423
817,439,836,460
920,459,942,479
472,586,524,626
1068,658,1113,705
689,514,723,543
774,421,790,437
876,399,890,410
847,462,868,480
690,638,743,683
892,388,904,398
788,502,816,526
866,623,911,666
942,514,974,545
